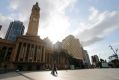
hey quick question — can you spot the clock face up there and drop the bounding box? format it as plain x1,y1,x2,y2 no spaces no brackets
33,18,37,21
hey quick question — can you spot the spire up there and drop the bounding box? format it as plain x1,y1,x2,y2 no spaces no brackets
32,2,40,11
36,2,38,5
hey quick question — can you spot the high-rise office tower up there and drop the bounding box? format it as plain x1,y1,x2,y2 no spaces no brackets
5,21,24,41
62,35,84,60
91,55,99,66
83,50,90,65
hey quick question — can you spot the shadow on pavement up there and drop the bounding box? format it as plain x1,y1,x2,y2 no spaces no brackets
51,71,58,77
16,72,35,80
0,71,34,80
0,72,20,79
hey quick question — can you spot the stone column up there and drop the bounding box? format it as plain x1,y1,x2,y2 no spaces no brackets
31,45,33,61
40,47,42,63
33,45,37,62
45,53,47,64
30,45,33,61
18,43,23,61
32,44,35,62
4,47,9,61
36,46,39,62
28,44,32,62
36,46,38,61
11,42,19,61
22,46,25,58
43,47,45,63
23,43,27,61
21,44,26,59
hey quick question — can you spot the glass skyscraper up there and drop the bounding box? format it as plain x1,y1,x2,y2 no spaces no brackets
5,21,25,41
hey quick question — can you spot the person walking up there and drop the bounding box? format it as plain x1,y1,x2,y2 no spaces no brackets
51,64,58,76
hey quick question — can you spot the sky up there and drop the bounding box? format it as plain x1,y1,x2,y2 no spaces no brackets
0,0,119,61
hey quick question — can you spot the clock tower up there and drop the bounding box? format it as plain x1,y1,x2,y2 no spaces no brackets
26,2,40,36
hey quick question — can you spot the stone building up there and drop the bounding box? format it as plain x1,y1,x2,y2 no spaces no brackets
0,39,15,70
11,2,49,70
0,2,70,71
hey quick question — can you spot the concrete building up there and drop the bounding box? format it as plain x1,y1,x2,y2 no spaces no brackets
5,21,24,41
91,55,99,67
83,50,90,67
62,35,84,60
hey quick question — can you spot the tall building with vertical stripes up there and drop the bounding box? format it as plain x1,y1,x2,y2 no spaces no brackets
62,35,84,60
5,21,24,41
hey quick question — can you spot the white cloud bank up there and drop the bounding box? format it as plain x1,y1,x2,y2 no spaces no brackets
76,7,119,47
8,0,76,43
0,14,13,38
0,1,119,47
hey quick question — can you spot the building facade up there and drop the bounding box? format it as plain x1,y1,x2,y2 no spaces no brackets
62,35,84,60
10,2,47,70
10,2,69,70
0,38,15,70
0,2,88,71
83,50,90,68
5,21,24,41
91,55,99,67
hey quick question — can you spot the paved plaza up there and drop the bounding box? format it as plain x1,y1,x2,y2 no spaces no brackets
0,69,119,80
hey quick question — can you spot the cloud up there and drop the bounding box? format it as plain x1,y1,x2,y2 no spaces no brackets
81,37,103,46
9,0,20,10
0,14,13,38
112,42,119,46
76,7,119,47
7,0,76,43
1,0,118,46
38,0,75,42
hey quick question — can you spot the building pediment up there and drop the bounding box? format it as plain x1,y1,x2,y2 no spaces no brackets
16,35,44,46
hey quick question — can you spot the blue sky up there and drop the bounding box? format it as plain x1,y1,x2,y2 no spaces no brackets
0,0,119,61
66,0,119,61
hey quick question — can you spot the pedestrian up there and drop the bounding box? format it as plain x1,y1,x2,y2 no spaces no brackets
51,64,58,76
